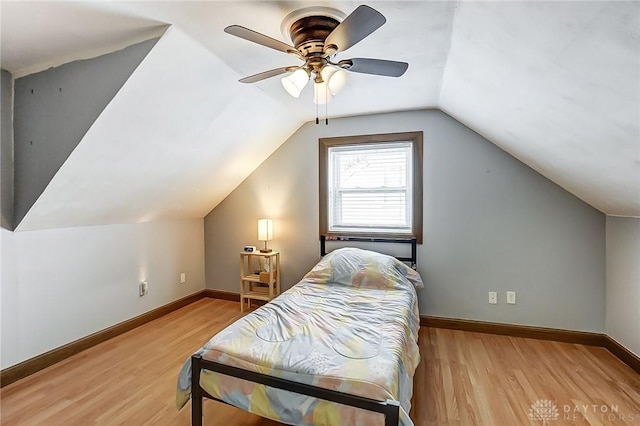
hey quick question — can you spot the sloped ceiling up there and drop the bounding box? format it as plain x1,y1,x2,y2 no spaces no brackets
440,1,640,216
13,38,160,226
1,1,638,230
16,27,305,230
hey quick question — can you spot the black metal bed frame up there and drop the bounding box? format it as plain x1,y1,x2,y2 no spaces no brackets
320,234,418,269
191,354,400,426
189,235,418,425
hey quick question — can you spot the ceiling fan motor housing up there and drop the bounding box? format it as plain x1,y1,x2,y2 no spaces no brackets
289,16,339,57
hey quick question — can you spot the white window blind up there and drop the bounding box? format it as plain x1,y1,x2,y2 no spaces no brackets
327,142,413,234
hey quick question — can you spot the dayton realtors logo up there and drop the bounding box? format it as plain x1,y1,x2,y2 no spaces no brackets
528,400,560,424
563,404,637,422
529,400,638,423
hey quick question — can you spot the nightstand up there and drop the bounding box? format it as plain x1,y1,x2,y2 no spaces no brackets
239,251,280,312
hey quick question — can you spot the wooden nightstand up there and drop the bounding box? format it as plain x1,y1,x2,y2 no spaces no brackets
239,251,280,312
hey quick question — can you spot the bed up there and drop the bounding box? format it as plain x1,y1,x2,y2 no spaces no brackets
176,237,423,426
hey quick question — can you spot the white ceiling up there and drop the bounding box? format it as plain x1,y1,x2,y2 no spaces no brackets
1,1,639,229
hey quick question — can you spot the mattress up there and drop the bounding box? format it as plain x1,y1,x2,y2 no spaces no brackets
177,247,423,426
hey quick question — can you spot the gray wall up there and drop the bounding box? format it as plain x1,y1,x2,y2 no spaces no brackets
606,216,640,356
204,109,606,332
13,38,157,226
1,69,13,230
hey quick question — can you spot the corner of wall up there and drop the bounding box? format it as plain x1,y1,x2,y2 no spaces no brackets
605,215,640,357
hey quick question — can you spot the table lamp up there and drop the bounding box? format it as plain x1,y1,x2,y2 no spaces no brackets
258,219,273,253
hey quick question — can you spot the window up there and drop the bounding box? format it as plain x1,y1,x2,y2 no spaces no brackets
319,131,423,243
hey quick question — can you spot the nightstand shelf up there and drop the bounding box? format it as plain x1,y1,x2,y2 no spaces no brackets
239,251,280,312
242,274,264,283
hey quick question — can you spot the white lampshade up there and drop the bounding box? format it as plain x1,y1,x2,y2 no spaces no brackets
257,219,273,241
281,68,309,98
321,66,347,95
314,66,348,104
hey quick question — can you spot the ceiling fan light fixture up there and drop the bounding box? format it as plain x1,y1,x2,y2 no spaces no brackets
321,66,347,96
281,68,309,98
227,5,408,115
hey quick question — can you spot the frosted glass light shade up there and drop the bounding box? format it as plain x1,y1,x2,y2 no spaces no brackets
281,69,309,98
258,219,273,241
321,66,347,95
314,66,348,104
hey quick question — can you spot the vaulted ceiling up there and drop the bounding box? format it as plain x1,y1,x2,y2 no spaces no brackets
1,1,638,230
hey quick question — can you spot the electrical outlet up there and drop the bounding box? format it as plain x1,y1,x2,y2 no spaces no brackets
180,272,186,284
139,281,148,297
507,291,516,304
489,291,498,304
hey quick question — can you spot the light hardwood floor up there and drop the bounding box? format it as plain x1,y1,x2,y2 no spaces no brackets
1,298,638,425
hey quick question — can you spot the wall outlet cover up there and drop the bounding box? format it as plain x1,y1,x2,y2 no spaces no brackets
180,273,186,284
507,291,516,304
489,291,498,304
139,281,148,297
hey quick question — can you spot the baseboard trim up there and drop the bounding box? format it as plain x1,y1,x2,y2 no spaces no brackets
603,335,640,374
0,290,208,388
421,315,639,374
203,288,240,302
4,294,636,388
420,315,605,346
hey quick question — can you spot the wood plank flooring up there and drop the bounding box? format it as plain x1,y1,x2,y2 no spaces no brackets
1,298,638,425
413,327,640,425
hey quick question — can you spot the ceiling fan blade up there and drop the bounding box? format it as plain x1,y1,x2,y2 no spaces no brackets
239,67,294,83
324,5,386,52
225,25,297,54
343,58,409,77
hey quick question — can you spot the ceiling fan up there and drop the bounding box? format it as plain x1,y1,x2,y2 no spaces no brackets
224,5,409,104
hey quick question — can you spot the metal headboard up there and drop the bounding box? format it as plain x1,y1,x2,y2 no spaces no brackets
320,234,417,269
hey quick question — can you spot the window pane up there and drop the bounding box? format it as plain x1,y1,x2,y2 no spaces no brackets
328,142,412,234
338,192,408,228
335,145,409,189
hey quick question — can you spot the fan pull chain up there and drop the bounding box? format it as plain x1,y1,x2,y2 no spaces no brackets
316,96,319,125
325,83,329,125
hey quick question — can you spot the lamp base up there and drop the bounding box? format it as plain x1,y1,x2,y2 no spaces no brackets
259,249,273,253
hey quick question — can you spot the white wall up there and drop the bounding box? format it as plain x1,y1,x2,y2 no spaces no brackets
204,109,606,333
606,216,640,357
0,219,205,369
